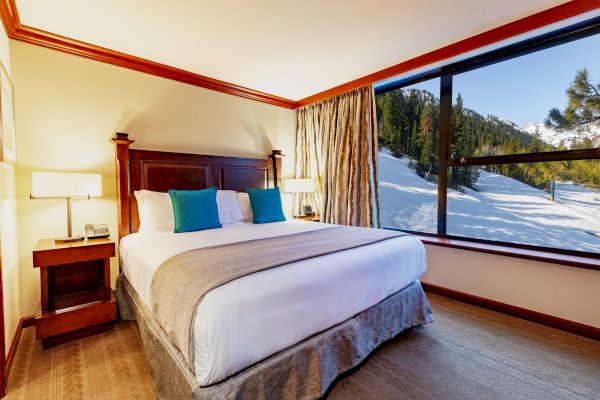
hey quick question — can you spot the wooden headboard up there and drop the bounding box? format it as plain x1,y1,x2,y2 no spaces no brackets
112,133,283,239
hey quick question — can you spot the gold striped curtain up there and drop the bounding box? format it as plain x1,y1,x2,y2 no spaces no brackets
294,85,380,228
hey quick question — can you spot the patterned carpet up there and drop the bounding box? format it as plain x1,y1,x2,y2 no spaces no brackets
6,294,600,399
328,294,600,400
6,322,155,399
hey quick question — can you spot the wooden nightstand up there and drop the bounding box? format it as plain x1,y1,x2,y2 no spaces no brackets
33,238,117,348
294,215,321,222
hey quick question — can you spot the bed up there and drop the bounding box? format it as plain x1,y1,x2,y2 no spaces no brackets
111,133,433,399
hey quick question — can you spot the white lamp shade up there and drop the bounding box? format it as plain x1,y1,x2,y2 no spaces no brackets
31,172,102,198
283,178,316,193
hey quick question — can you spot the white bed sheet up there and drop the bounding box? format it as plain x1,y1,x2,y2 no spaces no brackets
119,220,426,386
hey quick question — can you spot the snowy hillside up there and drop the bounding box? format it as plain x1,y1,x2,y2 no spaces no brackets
378,149,600,253
520,121,600,148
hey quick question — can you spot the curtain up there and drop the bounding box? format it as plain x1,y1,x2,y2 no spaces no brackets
294,85,380,228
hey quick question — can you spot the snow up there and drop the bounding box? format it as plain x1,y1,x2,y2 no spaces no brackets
520,121,600,148
379,149,600,253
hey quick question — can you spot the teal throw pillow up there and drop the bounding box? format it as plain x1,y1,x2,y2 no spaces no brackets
168,188,222,233
246,187,286,224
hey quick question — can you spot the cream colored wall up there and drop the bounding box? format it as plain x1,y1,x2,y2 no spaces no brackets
11,41,297,317
422,245,600,328
0,27,20,354
10,38,598,333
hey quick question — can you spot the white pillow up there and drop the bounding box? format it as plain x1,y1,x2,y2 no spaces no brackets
237,192,254,223
217,190,244,224
134,190,175,232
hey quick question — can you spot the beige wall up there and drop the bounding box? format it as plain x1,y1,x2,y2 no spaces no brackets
8,39,599,332
422,245,600,328
11,41,297,316
0,25,20,355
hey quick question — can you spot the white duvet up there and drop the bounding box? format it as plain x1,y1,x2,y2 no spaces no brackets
119,220,426,386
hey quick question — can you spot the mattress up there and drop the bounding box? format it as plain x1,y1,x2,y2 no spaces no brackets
119,220,426,386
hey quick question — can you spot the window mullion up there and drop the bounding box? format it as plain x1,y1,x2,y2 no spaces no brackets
449,148,600,167
438,75,452,236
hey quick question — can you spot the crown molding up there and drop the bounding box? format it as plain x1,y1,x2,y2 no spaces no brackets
0,0,299,109
2,1,600,109
295,0,600,107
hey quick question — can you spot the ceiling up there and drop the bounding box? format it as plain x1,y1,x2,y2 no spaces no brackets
15,0,571,102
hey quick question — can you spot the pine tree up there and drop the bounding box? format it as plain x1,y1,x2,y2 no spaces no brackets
409,121,420,160
418,102,439,175
546,68,600,130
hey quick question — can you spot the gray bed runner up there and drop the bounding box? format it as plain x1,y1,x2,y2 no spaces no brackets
151,225,408,373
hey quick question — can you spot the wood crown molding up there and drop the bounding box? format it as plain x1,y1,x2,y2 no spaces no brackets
421,282,600,341
0,0,299,109
1,0,600,109
295,0,600,107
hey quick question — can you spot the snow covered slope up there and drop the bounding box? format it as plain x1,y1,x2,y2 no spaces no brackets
520,121,600,148
379,149,600,253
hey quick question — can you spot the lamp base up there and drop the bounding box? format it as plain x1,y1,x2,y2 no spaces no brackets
55,235,84,244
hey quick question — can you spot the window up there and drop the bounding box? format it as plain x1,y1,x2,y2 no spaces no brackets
447,161,600,253
376,18,600,257
377,79,440,233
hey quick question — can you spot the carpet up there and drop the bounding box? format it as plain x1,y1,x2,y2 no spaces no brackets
6,294,600,399
6,321,155,399
327,294,600,400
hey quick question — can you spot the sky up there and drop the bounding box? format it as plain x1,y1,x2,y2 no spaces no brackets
405,33,600,126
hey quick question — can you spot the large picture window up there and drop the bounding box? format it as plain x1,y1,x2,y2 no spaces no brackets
378,79,440,233
376,18,600,256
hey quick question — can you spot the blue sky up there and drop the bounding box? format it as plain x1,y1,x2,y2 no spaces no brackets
408,33,600,126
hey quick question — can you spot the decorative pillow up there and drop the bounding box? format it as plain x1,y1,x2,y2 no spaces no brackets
134,190,175,232
168,188,222,233
217,190,244,224
236,192,254,223
246,187,286,224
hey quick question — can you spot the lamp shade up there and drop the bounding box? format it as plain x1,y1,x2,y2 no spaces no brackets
31,172,102,198
283,178,316,193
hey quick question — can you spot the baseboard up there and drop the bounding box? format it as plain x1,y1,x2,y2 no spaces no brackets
421,282,600,341
5,314,36,380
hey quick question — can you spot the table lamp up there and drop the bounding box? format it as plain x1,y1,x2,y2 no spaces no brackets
283,178,316,216
30,172,102,243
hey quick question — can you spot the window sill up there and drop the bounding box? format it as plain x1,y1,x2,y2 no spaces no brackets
415,235,600,271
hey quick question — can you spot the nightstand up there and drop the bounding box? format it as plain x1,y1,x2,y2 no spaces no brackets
33,238,117,348
294,215,321,222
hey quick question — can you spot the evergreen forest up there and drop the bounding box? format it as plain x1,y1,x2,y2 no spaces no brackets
376,69,600,191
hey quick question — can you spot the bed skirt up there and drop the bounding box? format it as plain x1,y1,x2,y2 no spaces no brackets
116,274,434,400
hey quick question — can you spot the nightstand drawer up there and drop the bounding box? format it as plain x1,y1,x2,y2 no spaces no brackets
33,240,115,267
35,295,116,339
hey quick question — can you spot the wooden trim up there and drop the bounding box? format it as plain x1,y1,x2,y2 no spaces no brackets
437,75,452,235
0,0,16,37
269,150,284,188
0,0,298,109
21,315,36,328
2,1,599,109
416,235,600,271
296,0,600,107
0,233,4,397
450,148,600,166
421,282,600,341
5,314,36,382
112,133,134,241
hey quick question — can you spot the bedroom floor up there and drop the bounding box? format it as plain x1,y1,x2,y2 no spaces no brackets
6,293,600,400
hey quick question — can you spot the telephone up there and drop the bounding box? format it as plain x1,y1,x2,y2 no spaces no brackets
303,205,315,217
85,224,110,239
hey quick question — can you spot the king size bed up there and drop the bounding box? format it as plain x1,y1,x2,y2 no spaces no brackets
111,133,433,399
